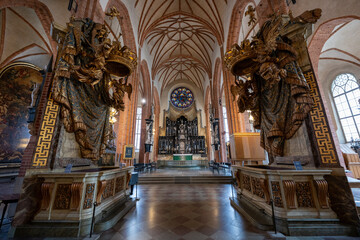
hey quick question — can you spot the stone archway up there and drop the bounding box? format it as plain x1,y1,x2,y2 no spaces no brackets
138,60,152,163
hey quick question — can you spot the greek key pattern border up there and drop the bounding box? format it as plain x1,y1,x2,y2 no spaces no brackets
304,71,338,165
32,93,59,167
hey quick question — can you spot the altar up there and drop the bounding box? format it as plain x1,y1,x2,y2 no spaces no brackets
173,154,192,160
157,154,207,168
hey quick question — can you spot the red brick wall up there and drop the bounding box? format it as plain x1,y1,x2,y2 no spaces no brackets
19,72,54,177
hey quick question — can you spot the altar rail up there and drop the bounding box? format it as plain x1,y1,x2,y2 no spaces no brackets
157,160,208,167
232,165,336,220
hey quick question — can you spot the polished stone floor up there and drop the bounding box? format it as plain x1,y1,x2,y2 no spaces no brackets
100,184,274,240
99,184,360,240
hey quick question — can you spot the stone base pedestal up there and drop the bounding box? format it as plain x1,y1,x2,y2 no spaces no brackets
11,166,134,238
230,197,357,236
230,165,359,236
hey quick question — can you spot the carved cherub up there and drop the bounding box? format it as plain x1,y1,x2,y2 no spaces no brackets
245,5,257,26
110,77,132,110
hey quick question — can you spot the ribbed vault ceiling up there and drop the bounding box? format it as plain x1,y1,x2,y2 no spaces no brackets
135,0,227,92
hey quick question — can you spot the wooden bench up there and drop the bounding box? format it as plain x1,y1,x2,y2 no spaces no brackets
209,161,220,174
145,162,156,173
134,163,146,173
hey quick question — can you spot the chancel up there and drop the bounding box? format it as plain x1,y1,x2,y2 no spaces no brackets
0,0,360,239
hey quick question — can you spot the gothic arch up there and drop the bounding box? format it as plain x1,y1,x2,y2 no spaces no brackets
308,16,360,79
0,0,56,68
138,60,152,163
105,0,137,54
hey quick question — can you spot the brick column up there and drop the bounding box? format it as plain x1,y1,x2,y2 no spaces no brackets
19,71,58,176
285,20,359,227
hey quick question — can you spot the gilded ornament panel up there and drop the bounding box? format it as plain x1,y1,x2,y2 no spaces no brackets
83,183,95,209
102,179,114,199
303,71,338,166
296,182,314,208
251,177,265,199
271,181,283,207
32,93,59,167
53,184,71,210
115,176,125,193
242,174,251,192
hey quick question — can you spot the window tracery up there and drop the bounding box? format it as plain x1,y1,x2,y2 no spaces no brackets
170,87,194,108
331,73,360,142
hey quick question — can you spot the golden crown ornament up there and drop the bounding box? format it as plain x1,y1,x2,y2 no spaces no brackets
106,41,137,77
224,39,258,76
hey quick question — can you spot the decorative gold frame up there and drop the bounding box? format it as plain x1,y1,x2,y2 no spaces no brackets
123,144,135,160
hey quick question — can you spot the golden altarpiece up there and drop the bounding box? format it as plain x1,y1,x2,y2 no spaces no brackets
225,9,359,236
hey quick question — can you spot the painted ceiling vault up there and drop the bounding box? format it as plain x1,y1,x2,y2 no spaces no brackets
0,1,70,69
134,0,228,93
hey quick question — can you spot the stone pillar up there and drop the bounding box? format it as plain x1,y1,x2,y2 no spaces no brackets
283,17,360,228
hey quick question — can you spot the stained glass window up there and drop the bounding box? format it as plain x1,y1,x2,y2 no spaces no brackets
331,73,360,142
170,87,194,108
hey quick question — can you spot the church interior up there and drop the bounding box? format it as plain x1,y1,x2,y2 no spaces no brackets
0,0,360,239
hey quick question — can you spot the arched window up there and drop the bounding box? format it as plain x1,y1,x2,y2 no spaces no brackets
134,107,142,151
222,106,230,142
331,73,360,142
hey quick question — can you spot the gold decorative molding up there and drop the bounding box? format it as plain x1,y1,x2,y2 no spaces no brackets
70,182,83,210
96,180,107,204
126,172,131,189
40,182,54,210
0,62,41,78
271,181,283,208
230,132,260,137
314,179,329,209
83,183,95,209
283,180,296,209
260,178,271,204
303,71,338,165
32,93,59,167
